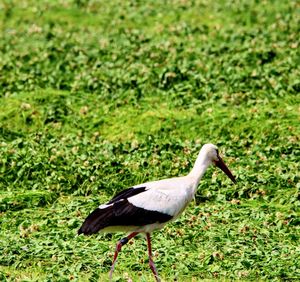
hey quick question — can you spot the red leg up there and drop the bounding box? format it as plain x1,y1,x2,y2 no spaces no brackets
109,232,139,280
146,233,161,282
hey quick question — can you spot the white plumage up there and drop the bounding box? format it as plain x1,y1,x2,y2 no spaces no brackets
129,177,196,218
78,143,236,281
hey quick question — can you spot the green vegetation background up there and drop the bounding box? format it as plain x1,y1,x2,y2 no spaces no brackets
0,0,299,281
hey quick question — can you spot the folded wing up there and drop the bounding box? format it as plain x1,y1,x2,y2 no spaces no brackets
78,186,174,235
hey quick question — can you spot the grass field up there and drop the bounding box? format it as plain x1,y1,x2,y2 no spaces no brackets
0,0,299,281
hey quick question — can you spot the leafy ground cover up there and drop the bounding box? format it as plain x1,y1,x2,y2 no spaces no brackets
0,0,299,281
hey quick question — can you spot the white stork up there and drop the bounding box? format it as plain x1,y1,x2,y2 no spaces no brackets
78,143,236,281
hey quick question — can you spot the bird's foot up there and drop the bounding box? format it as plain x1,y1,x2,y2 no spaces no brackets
109,233,139,280
109,241,123,280
149,259,161,282
109,264,116,280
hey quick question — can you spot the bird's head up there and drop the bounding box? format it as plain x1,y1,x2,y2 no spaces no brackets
200,143,236,184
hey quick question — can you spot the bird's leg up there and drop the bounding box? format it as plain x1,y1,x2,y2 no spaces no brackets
146,233,161,282
109,232,139,280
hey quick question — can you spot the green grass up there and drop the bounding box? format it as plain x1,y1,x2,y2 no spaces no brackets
0,0,300,281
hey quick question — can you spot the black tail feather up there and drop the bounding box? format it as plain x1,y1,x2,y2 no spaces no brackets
78,187,147,235
78,207,112,235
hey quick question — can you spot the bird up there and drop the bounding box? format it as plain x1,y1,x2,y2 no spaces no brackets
78,143,236,281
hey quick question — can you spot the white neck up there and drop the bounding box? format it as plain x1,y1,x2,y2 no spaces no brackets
187,150,212,186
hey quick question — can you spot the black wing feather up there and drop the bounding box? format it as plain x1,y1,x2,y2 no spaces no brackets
108,186,146,204
78,186,173,235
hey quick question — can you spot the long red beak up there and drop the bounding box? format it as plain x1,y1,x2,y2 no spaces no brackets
215,156,236,184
